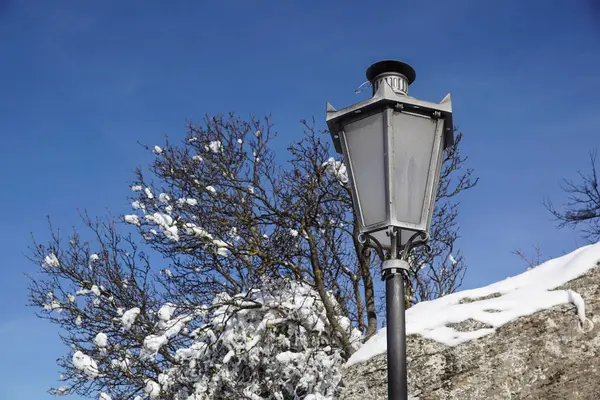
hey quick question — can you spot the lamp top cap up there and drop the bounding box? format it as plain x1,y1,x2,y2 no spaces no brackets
366,60,416,85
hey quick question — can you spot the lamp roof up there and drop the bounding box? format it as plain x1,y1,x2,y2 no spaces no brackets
366,60,416,85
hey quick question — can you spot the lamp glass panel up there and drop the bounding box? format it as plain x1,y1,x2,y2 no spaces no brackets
391,111,438,224
343,112,386,227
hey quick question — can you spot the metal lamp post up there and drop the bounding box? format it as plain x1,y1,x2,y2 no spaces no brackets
326,60,453,400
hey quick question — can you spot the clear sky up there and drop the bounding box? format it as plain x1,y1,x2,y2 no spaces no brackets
1,1,599,399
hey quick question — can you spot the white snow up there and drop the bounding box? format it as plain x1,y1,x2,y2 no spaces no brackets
275,351,302,363
206,186,216,194
124,215,141,226
54,386,69,395
164,315,192,338
90,254,100,263
207,140,222,153
222,349,235,364
213,239,230,257
99,393,112,400
94,332,108,348
184,223,213,239
322,158,348,184
347,242,600,367
304,395,328,400
131,185,142,192
42,253,60,269
91,285,101,296
145,212,173,227
158,193,171,204
144,212,179,241
153,145,163,154
289,229,299,237
75,315,82,326
72,351,99,379
144,380,161,399
185,198,198,206
449,254,457,265
111,358,130,371
43,299,62,312
215,247,230,257
141,334,168,360
121,307,141,330
192,155,203,162
237,138,243,144
158,303,176,321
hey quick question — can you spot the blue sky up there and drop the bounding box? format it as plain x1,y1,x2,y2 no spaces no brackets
1,1,599,398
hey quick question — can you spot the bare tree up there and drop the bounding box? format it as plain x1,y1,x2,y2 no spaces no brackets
128,115,366,354
27,213,357,399
27,214,164,399
127,115,476,334
26,113,477,398
545,150,600,242
511,243,547,270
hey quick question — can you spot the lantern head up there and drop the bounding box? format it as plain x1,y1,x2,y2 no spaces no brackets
326,60,453,248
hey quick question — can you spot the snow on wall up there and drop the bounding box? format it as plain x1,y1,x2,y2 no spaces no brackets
347,242,600,367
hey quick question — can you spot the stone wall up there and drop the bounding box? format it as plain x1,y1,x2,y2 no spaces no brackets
336,262,600,400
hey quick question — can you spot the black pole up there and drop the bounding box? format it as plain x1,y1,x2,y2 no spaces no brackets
364,230,426,399
385,271,408,400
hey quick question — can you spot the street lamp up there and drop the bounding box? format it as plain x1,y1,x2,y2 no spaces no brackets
326,60,453,400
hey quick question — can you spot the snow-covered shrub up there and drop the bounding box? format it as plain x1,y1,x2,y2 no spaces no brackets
161,278,362,400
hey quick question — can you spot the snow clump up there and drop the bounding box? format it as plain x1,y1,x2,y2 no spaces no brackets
144,380,161,399
144,212,179,241
121,307,141,330
322,158,348,184
206,140,222,153
94,332,108,349
124,215,141,226
72,351,99,379
158,303,176,322
42,253,60,269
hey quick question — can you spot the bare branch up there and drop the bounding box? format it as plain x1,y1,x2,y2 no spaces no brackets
545,150,600,242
